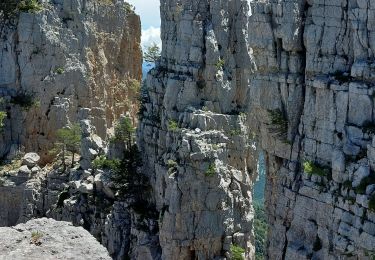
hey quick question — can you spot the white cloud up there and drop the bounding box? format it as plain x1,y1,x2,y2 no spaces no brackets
141,26,161,50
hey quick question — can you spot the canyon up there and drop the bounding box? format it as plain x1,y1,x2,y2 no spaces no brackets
0,0,375,260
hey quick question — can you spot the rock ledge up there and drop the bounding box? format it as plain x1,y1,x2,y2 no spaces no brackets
0,218,111,260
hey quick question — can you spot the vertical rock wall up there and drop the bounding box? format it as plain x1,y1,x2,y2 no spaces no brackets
249,0,375,259
138,0,257,259
0,0,142,160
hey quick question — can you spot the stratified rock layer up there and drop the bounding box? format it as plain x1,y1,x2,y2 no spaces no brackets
0,218,111,260
138,0,257,259
0,0,142,160
249,0,375,259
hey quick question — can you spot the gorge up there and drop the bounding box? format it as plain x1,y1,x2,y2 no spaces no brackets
0,0,375,259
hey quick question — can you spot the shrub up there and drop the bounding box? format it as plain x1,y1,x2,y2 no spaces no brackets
355,173,375,194
0,111,6,130
93,155,121,171
0,0,19,18
230,244,245,260
205,163,216,177
230,129,242,136
303,160,329,177
30,231,43,245
215,58,225,70
167,159,177,175
11,91,40,110
268,109,288,139
18,0,43,13
124,2,134,13
54,67,64,75
129,79,141,93
168,120,179,131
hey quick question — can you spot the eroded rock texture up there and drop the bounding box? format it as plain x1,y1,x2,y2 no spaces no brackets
0,218,112,260
138,0,257,259
0,0,142,160
249,0,375,259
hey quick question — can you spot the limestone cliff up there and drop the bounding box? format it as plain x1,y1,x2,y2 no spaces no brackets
1,0,375,260
138,0,257,259
0,0,142,161
249,0,375,259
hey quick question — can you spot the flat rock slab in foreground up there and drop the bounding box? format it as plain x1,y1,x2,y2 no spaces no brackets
0,218,111,260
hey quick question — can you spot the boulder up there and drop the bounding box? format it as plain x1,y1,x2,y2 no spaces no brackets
22,153,40,168
18,165,31,176
0,218,111,260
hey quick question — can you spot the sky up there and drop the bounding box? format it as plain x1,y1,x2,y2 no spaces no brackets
127,0,162,49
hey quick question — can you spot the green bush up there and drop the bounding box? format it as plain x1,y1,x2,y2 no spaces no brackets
11,92,40,110
356,173,375,194
0,0,19,18
124,2,134,13
54,67,64,75
18,0,43,13
0,111,6,130
167,159,177,175
168,120,179,132
205,163,216,177
30,230,43,245
230,244,245,260
215,58,225,70
93,155,121,171
303,160,329,177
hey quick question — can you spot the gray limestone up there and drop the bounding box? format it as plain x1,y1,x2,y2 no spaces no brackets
0,218,111,260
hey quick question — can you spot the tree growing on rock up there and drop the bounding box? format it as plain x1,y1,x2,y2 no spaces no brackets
112,116,135,149
54,123,81,169
143,43,161,63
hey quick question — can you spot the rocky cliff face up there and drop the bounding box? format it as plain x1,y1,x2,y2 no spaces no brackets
138,0,257,259
249,0,375,259
1,0,375,260
0,0,142,161
139,0,375,258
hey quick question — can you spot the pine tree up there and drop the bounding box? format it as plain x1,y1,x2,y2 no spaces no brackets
55,123,81,169
143,43,161,63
